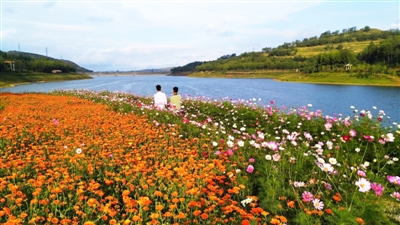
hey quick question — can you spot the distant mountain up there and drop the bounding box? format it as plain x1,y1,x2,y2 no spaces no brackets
134,67,172,73
7,51,93,72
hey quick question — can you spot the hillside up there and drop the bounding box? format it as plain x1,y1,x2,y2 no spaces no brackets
6,51,93,72
173,27,400,78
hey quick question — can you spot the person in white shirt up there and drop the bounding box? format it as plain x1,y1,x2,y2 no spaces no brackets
154,84,168,109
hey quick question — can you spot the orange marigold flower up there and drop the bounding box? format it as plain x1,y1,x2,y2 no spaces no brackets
83,222,96,225
241,220,250,225
51,218,59,224
356,218,365,225
122,219,131,225
155,204,164,211
270,218,280,225
163,212,172,217
193,210,201,216
287,200,295,208
325,208,333,215
177,212,186,219
333,192,342,202
200,213,209,220
278,215,287,223
154,191,163,197
132,215,141,222
109,219,117,224
122,190,130,196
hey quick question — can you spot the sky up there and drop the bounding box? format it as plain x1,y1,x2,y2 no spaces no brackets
1,0,399,72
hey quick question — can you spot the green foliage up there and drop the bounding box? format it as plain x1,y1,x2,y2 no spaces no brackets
0,50,77,73
170,61,204,74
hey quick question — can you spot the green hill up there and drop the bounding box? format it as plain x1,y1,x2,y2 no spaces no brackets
176,27,400,86
5,51,92,73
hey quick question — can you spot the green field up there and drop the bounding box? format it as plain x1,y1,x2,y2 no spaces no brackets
296,40,381,57
189,70,400,87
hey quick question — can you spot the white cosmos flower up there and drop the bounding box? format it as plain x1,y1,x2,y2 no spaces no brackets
355,178,371,193
237,140,245,147
329,158,337,165
320,163,334,173
265,155,272,160
76,148,82,154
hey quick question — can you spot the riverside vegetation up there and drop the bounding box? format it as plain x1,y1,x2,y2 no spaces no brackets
172,27,400,86
0,90,399,224
0,51,92,88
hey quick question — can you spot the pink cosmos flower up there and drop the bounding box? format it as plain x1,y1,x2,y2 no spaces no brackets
387,176,400,185
302,191,313,202
357,170,366,177
391,192,400,201
371,182,384,196
52,118,59,125
324,122,332,131
272,153,281,162
246,165,254,173
349,129,357,137
249,158,255,163
313,199,324,210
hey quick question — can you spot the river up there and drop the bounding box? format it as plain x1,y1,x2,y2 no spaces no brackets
1,75,399,124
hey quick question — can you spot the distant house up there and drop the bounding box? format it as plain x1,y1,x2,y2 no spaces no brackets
52,70,62,74
345,63,352,71
4,60,15,71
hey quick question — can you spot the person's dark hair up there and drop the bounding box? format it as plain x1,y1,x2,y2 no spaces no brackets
156,84,161,91
173,86,179,93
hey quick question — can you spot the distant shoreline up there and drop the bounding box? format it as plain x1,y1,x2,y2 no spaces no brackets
88,72,170,76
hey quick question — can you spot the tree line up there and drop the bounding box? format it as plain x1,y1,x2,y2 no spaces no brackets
172,27,400,77
0,51,76,73
195,38,400,77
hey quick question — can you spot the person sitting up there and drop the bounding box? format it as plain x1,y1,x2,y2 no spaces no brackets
169,86,182,113
154,84,167,109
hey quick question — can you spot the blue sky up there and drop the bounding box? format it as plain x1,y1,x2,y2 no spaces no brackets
1,0,399,71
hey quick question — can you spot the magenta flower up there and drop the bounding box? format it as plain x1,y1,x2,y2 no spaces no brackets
249,158,255,163
302,191,314,202
246,165,254,173
349,129,357,137
371,182,384,196
342,135,351,142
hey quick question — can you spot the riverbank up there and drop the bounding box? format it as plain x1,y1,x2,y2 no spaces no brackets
0,71,93,88
188,71,400,87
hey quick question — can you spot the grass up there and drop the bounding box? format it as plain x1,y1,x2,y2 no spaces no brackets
0,71,93,88
188,71,400,87
296,40,381,57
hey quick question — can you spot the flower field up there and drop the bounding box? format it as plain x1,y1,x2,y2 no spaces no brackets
0,90,399,225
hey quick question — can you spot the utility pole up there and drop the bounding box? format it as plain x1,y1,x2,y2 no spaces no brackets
46,47,48,57
18,43,20,51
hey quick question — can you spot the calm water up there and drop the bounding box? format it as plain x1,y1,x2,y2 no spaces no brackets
1,75,399,123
